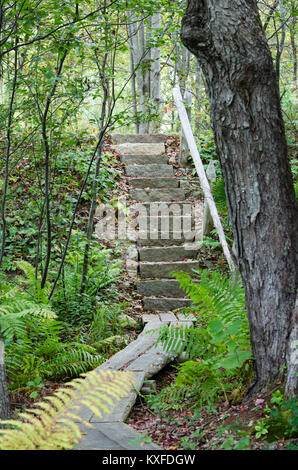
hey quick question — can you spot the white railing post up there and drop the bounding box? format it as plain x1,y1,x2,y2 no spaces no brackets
172,86,236,272
203,160,217,236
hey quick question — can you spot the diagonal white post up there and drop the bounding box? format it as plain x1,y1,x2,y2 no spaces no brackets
173,86,236,272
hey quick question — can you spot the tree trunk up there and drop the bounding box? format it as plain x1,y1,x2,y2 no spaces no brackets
181,0,298,398
290,15,297,87
150,12,161,131
127,11,140,133
0,330,10,421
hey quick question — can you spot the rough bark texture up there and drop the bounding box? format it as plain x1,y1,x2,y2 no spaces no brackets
181,0,298,397
0,331,10,420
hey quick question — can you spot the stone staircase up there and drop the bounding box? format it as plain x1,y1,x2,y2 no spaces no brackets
112,134,203,312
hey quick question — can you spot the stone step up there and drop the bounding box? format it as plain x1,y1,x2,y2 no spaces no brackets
136,233,196,246
121,154,167,165
143,297,192,311
137,279,187,298
125,164,173,178
127,202,196,218
180,178,202,199
129,177,179,189
139,260,203,278
76,421,161,450
136,215,194,230
134,201,193,211
112,134,166,144
138,245,199,262
129,188,186,202
115,142,165,156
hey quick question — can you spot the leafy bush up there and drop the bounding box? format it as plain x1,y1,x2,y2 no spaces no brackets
0,261,103,393
52,233,122,325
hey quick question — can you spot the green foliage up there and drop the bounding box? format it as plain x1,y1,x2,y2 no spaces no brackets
4,314,103,392
145,383,199,413
212,177,228,215
153,269,251,406
221,436,251,450
52,235,122,325
0,369,134,450
254,396,298,443
0,261,105,392
0,262,56,344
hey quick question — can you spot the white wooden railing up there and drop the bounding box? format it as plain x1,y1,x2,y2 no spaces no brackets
172,86,236,272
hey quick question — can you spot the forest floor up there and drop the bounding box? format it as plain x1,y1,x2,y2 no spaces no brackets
127,364,296,451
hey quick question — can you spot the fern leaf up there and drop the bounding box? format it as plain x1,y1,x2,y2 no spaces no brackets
0,369,134,450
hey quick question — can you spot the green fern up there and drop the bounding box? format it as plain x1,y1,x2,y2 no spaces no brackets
0,265,56,345
154,269,252,405
212,177,228,214
146,383,201,413
0,369,134,450
15,260,50,303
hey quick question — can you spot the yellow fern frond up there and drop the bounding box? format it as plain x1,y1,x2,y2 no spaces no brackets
0,369,134,450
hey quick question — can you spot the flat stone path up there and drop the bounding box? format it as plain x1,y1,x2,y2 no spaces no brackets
75,314,193,450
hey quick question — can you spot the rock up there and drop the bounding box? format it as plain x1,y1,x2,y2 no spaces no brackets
114,142,165,155
139,260,203,278
129,177,179,189
125,164,173,178
137,279,186,298
121,154,167,165
111,134,166,144
143,297,192,311
129,188,186,202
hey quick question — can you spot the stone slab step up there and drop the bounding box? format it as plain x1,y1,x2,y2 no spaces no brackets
76,421,161,450
129,188,186,202
135,217,195,236
99,334,158,371
143,297,192,311
125,164,173,178
129,177,179,189
121,154,167,165
115,142,165,156
126,343,171,378
90,371,146,423
139,260,202,278
180,178,202,198
136,234,196,246
137,279,187,298
134,201,192,211
70,371,145,424
112,134,166,144
138,245,198,262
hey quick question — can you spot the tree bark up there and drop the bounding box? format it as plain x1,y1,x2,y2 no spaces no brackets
0,330,10,421
150,12,161,131
181,0,298,398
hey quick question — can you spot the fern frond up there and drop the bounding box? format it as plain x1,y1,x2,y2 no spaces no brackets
0,369,134,450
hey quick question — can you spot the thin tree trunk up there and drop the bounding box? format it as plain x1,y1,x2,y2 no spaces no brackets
274,1,287,89
290,15,297,86
181,0,298,398
0,40,18,267
150,12,161,131
127,12,139,133
40,49,67,289
80,64,108,293
0,330,10,421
